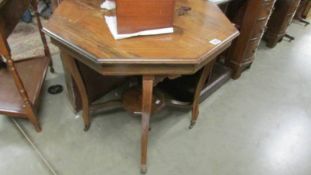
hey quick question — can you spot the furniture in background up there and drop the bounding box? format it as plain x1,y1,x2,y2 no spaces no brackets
157,0,276,104
225,0,276,79
264,0,302,48
295,0,310,26
301,0,311,17
43,0,239,172
0,0,53,132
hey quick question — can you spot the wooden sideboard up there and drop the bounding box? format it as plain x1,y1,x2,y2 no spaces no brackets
264,0,302,48
225,0,276,79
296,0,310,18
301,0,311,17
295,0,311,25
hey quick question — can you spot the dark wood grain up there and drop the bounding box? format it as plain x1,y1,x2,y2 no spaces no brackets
302,1,311,18
294,0,310,25
226,0,276,79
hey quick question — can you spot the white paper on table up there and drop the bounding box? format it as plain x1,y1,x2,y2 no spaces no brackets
100,0,116,10
104,16,174,40
208,0,232,4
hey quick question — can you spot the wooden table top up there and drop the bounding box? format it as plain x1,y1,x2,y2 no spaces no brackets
44,0,239,66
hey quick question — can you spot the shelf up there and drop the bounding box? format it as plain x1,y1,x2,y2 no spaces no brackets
158,63,232,103
0,56,49,116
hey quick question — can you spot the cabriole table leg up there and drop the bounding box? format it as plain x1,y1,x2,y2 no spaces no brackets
140,75,154,174
60,52,91,131
189,61,215,129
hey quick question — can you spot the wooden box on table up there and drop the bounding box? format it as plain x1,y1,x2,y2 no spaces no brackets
115,0,175,34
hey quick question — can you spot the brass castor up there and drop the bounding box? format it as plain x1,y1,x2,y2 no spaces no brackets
84,124,90,131
141,165,147,174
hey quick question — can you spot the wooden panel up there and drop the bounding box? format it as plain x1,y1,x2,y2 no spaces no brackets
258,1,274,19
226,0,276,79
244,39,260,60
0,56,49,115
251,20,267,39
302,1,311,18
295,0,311,19
264,0,301,48
116,0,175,34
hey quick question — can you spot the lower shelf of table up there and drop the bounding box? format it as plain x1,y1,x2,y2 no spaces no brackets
89,63,232,115
158,62,232,104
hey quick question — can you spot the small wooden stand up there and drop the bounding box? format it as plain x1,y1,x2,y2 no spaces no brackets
0,0,54,132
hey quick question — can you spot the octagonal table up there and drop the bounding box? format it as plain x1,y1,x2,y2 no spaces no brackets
43,0,239,173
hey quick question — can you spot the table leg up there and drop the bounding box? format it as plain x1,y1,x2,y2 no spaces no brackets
189,62,215,129
141,75,154,174
61,52,91,131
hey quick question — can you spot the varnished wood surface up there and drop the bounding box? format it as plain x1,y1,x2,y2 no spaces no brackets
189,60,215,129
294,0,310,25
44,0,238,66
226,0,276,79
264,0,301,48
45,0,239,172
0,0,53,132
122,87,165,114
0,56,49,115
116,0,175,34
140,75,154,173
